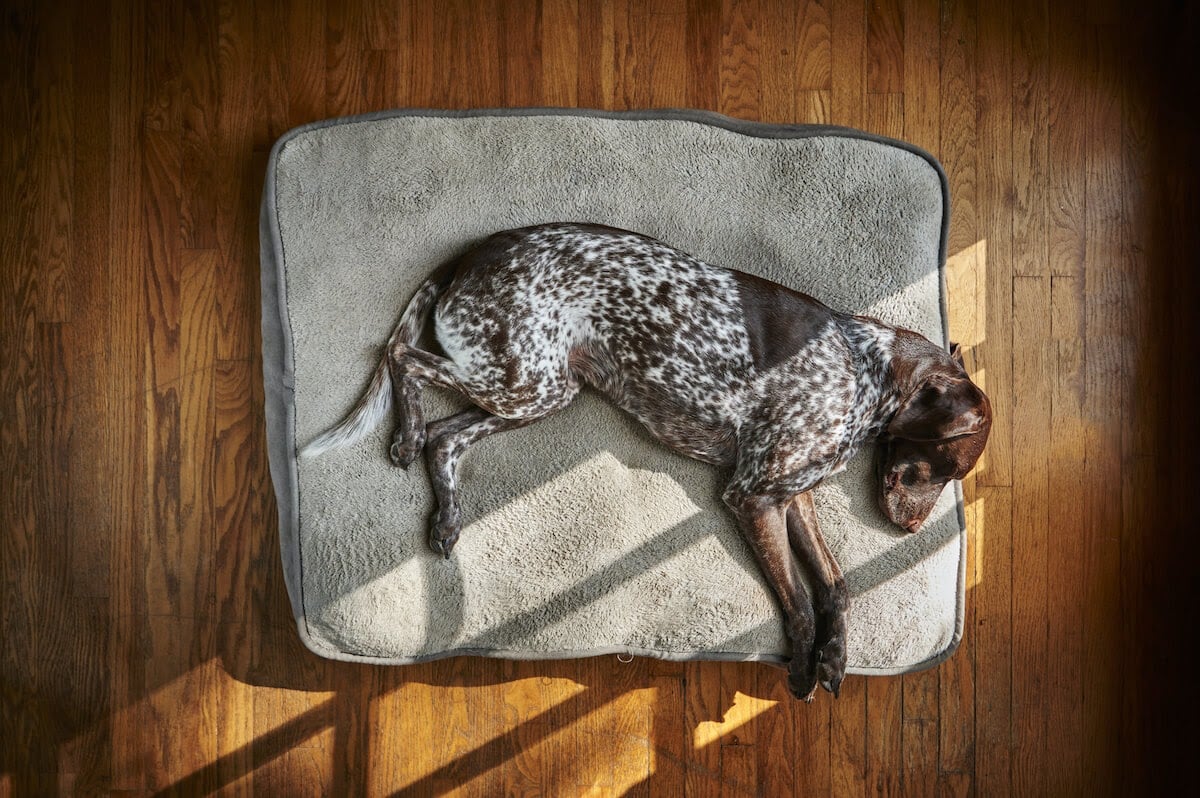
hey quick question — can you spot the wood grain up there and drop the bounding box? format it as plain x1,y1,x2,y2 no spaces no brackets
1,0,1192,794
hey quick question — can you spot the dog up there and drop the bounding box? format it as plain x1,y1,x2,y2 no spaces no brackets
302,223,992,701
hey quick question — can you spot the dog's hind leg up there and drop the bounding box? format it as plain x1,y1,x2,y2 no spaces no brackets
386,345,473,468
421,408,541,558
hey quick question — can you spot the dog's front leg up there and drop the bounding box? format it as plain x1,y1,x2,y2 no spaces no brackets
786,491,849,698
724,493,820,701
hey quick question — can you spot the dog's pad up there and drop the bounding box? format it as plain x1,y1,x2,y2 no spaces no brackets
261,110,963,674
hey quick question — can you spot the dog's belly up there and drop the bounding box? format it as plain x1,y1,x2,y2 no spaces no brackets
611,385,741,466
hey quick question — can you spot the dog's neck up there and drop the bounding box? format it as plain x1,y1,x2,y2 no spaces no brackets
835,315,905,445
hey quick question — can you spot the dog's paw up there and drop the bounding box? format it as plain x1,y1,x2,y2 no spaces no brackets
389,431,425,469
787,655,819,702
429,508,461,559
815,635,847,698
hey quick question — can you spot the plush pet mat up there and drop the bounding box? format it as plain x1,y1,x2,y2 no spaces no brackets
260,109,964,674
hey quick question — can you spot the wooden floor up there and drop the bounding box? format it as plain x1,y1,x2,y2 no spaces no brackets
2,0,1196,794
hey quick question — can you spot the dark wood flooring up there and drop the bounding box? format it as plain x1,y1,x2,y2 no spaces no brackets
2,0,1196,794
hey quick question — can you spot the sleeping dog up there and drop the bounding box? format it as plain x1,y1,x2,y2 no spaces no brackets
303,223,992,700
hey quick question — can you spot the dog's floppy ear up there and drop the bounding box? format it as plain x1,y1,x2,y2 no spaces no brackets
888,375,988,441
949,342,964,369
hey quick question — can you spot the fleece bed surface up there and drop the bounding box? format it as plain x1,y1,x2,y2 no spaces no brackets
261,109,965,674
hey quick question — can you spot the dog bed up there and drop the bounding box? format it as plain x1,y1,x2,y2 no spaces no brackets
260,109,964,674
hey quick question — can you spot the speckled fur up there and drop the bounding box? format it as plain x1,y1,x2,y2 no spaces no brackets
303,222,990,701
428,225,900,479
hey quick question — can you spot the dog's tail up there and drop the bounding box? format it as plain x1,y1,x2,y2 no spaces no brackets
299,273,446,458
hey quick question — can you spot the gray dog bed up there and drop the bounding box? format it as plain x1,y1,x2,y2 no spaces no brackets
260,109,964,674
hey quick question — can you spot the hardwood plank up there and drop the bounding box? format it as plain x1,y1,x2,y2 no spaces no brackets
141,127,182,392
143,0,181,133
326,0,368,115
901,667,938,798
212,0,257,362
865,676,902,796
938,0,978,268
755,668,798,796
757,0,797,122
368,668,422,793
863,91,903,139
936,771,972,798
649,670,688,791
13,322,71,781
1080,22,1126,798
212,358,267,791
616,674,656,793
1010,276,1051,795
792,687,832,797
796,0,832,90
1046,2,1086,280
577,660,619,793
1012,0,1049,279
685,0,722,110
68,0,114,603
429,658,488,794
362,48,399,113
364,0,401,51
830,672,867,797
1045,276,1085,795
866,0,904,94
901,0,938,154
500,0,547,108
1117,10,1158,794
106,0,151,785
32,0,75,324
830,0,865,128
541,0,580,107
974,0,1014,488
401,0,437,107
973,485,1012,796
143,616,218,792
683,660,724,796
432,0,502,109
796,89,831,124
287,0,327,126
719,742,755,797
180,0,218,250
719,0,761,120
1010,16,1055,788
576,0,614,109
717,662,756,795
600,0,635,110
632,0,689,109
255,0,290,147
500,663,551,796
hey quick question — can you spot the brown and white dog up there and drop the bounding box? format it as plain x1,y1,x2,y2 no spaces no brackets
303,223,992,700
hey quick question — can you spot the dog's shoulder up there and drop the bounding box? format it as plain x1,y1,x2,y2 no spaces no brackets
729,270,839,372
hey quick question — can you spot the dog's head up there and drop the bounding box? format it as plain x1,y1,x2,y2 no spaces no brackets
876,343,991,533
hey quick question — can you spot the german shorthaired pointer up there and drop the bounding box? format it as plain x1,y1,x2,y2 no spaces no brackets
303,223,992,701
